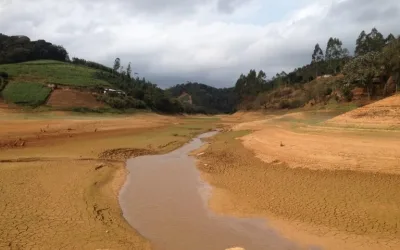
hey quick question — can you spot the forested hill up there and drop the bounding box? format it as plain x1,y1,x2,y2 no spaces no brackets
167,82,238,114
233,28,400,110
0,34,69,64
0,33,236,114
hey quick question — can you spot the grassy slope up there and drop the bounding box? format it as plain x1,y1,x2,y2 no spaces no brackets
2,82,51,106
0,60,110,88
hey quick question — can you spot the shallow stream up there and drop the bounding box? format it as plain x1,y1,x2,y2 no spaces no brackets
119,131,305,250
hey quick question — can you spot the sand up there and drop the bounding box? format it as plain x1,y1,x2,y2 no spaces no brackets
196,108,400,250
0,112,216,249
326,94,400,129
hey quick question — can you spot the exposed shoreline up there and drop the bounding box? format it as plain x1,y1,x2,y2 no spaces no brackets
0,113,216,249
195,129,400,250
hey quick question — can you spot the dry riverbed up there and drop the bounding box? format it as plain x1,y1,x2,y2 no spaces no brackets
0,111,217,249
196,109,400,250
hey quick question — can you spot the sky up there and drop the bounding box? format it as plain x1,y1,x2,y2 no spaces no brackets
0,0,399,88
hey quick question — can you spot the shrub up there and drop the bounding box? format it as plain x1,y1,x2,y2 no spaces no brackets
324,87,333,96
99,94,147,110
2,82,51,106
289,98,305,108
279,99,291,109
342,87,354,102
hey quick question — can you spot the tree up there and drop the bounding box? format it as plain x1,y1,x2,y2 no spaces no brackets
312,43,324,77
381,37,400,92
127,62,132,79
355,30,368,56
113,58,121,74
355,28,385,56
342,51,382,99
325,37,348,73
385,33,396,45
367,28,385,52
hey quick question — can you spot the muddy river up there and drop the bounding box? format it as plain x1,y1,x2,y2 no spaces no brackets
119,131,315,250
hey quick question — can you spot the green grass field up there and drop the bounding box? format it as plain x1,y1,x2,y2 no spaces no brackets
0,60,110,88
2,82,52,106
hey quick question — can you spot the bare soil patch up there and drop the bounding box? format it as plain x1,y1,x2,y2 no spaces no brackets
327,94,400,128
197,131,400,250
0,112,217,249
46,88,105,108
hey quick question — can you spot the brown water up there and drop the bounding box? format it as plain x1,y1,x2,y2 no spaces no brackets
119,132,318,250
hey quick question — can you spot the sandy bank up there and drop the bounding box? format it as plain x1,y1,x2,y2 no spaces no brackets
0,113,217,249
196,128,400,250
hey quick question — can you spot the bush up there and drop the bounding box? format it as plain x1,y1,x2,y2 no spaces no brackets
70,107,123,114
99,94,147,110
2,82,51,106
279,99,291,109
289,98,305,108
324,87,333,96
342,87,354,102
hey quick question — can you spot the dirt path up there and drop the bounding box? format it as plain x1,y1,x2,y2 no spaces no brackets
196,110,400,250
0,112,217,249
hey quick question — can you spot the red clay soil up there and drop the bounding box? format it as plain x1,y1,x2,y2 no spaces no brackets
47,89,105,108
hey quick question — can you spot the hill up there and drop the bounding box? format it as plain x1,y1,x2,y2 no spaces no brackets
326,94,400,128
0,34,68,64
167,82,238,114
0,60,110,88
0,32,238,114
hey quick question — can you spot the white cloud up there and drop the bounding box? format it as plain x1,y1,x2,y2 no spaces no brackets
1,0,400,87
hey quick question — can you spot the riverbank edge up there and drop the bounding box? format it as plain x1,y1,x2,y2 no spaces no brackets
193,130,400,250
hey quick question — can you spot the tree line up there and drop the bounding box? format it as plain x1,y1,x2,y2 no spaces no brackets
234,27,400,108
0,34,69,64
166,82,238,114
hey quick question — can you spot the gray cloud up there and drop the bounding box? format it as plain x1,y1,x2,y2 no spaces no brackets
84,0,251,15
1,0,400,88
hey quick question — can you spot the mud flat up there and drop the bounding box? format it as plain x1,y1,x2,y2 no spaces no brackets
120,131,310,250
0,113,216,249
196,117,400,250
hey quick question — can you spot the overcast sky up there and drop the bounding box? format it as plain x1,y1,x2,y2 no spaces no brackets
1,0,399,88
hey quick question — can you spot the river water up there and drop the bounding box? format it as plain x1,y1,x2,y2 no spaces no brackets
119,131,305,250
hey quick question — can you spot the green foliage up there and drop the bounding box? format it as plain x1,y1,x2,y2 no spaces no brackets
0,34,69,64
99,95,147,110
312,43,324,63
381,36,400,91
325,38,350,73
95,72,184,113
355,28,386,56
0,60,110,87
385,33,396,45
342,86,354,102
0,72,8,91
382,37,400,75
168,82,237,114
234,70,267,103
127,62,132,78
2,82,51,106
71,57,114,74
342,51,382,98
113,58,121,73
342,51,382,85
